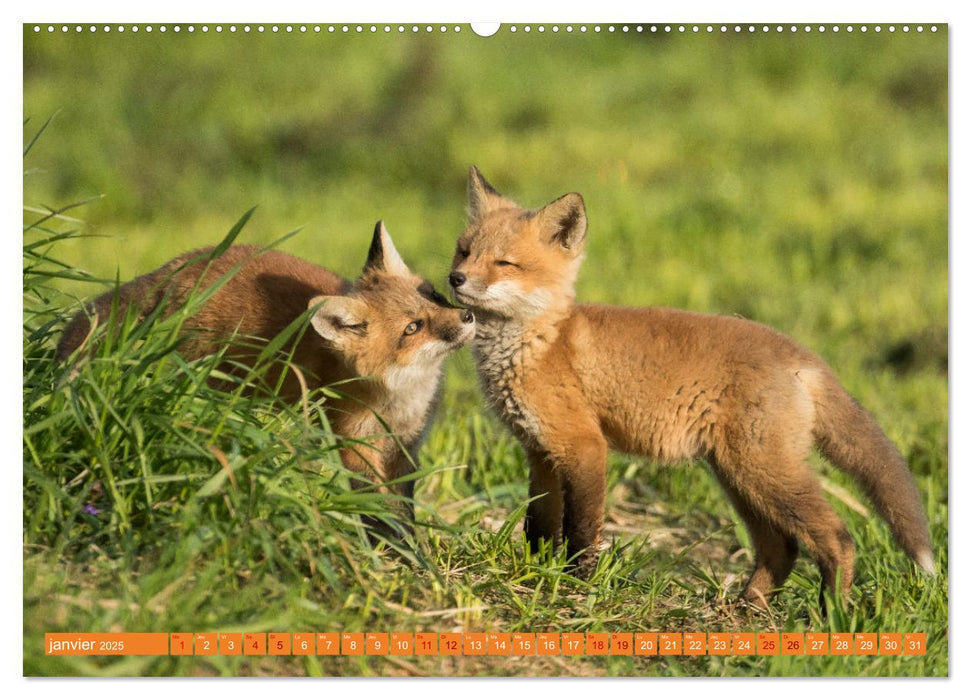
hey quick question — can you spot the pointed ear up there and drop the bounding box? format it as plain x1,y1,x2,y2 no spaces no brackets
363,221,410,277
537,193,587,254
468,165,517,222
309,295,370,345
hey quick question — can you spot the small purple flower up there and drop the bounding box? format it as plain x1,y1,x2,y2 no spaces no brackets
83,504,99,516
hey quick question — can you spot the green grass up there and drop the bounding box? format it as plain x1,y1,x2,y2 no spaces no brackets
23,25,947,676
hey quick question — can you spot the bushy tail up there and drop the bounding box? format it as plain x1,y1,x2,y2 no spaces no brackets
55,272,167,362
811,369,935,574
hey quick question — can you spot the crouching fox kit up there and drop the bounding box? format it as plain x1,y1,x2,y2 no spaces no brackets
58,222,475,523
449,166,933,604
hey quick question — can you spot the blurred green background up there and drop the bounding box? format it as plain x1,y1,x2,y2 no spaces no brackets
24,25,946,351
23,24,948,676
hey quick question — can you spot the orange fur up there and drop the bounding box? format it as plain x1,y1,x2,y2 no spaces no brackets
58,222,475,525
449,167,933,604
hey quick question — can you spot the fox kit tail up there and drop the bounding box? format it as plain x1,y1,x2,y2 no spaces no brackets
810,369,935,574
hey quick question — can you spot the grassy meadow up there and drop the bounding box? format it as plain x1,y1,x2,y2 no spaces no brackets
23,24,948,676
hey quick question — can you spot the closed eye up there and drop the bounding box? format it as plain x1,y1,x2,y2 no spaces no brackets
495,260,518,268
457,247,470,259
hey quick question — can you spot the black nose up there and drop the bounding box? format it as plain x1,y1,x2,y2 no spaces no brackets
449,271,466,288
461,309,474,324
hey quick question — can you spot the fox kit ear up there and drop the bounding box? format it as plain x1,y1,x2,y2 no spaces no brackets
309,295,370,344
468,165,517,222
363,221,411,277
538,192,587,254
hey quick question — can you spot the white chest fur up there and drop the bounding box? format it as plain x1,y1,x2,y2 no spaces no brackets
379,356,444,444
472,318,544,441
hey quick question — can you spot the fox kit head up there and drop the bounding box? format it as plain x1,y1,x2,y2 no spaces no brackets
309,221,475,388
449,166,587,321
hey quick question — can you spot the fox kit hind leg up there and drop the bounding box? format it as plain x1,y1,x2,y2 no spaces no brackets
713,450,856,605
710,469,799,606
711,374,856,605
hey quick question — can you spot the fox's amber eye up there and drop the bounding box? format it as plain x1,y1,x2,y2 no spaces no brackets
403,320,423,336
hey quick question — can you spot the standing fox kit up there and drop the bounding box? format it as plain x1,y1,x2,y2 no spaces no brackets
449,167,933,604
58,222,475,521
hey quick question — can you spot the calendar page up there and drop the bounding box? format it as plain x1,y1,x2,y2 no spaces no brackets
23,20,948,678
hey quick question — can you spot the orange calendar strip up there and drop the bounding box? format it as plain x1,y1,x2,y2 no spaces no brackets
292,633,314,655
782,633,804,656
43,631,931,657
244,632,266,656
732,633,755,655
488,632,511,656
708,633,731,656
757,633,780,656
194,633,217,656
561,632,584,656
316,632,339,655
45,633,169,656
219,633,242,655
415,632,438,656
806,632,828,655
366,633,389,656
830,633,853,656
341,632,364,656
610,632,633,656
441,633,463,656
904,633,927,655
634,632,657,656
659,632,681,655
268,633,291,656
512,632,536,655
170,632,192,656
464,632,487,656
854,633,878,656
390,632,414,655
537,632,559,655
586,632,609,655
683,632,706,656
878,633,901,656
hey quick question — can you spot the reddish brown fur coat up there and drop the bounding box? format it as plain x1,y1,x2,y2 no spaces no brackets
59,227,474,525
450,167,933,604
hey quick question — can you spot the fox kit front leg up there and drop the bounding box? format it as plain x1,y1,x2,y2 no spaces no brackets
339,433,414,537
527,401,608,575
558,432,608,575
386,441,421,526
524,445,563,548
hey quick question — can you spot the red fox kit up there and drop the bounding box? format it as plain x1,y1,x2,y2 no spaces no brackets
448,166,933,604
58,222,475,522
